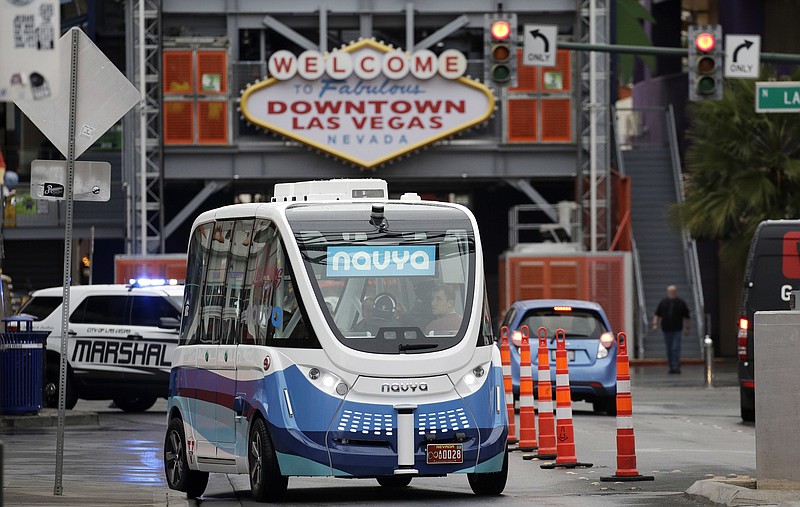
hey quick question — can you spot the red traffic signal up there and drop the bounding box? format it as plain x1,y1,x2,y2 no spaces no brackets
695,32,716,52
491,20,511,41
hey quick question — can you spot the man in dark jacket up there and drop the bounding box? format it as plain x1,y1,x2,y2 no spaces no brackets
652,285,690,374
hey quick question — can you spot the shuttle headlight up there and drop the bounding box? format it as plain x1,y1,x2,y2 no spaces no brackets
454,362,491,394
301,365,349,397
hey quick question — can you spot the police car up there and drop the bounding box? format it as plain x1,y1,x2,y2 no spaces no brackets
18,281,184,412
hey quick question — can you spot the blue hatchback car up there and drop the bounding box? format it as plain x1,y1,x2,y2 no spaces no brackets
499,299,617,415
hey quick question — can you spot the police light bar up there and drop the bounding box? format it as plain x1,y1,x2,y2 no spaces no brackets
128,278,180,287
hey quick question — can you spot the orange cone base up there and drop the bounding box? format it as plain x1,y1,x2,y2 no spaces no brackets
600,474,654,482
540,461,593,469
522,453,558,459
522,452,556,461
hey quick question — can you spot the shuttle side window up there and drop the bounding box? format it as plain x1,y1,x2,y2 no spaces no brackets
478,288,494,347
221,219,254,345
241,220,279,346
201,221,234,345
181,222,212,346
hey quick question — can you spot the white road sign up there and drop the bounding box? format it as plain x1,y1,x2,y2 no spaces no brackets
13,28,139,159
523,24,557,67
0,0,60,102
725,34,760,79
31,160,111,202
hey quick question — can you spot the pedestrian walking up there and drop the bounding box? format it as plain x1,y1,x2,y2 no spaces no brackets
652,285,690,374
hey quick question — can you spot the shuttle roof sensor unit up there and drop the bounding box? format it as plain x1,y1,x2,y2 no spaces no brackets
273,179,388,202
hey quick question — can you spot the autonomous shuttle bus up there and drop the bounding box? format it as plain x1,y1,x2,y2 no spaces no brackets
164,179,507,501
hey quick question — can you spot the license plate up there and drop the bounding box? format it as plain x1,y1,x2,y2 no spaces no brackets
551,350,576,361
426,443,463,464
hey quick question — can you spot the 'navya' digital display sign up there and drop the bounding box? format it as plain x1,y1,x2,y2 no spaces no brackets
326,245,436,277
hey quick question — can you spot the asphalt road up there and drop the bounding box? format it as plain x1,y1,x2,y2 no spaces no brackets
1,362,754,506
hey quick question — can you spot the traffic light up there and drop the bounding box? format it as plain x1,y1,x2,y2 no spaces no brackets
688,25,723,101
484,14,517,87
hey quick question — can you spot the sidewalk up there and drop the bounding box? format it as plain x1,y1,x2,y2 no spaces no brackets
631,360,800,506
1,408,98,430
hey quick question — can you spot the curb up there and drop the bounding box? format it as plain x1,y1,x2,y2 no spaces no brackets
1,409,99,429
686,477,800,506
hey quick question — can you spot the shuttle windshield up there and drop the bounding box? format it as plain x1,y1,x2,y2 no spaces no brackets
287,203,476,354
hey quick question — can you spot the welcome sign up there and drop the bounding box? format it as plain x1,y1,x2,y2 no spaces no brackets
326,245,436,277
240,39,495,168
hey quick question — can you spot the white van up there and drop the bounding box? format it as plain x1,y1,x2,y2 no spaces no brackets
18,282,184,412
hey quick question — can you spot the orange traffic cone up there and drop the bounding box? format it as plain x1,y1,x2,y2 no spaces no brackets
524,327,557,460
517,325,539,452
601,332,654,482
499,326,518,445
541,329,592,469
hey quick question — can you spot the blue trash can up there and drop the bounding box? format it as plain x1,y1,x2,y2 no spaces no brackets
0,316,49,415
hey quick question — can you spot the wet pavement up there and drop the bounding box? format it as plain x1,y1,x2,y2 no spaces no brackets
0,359,762,506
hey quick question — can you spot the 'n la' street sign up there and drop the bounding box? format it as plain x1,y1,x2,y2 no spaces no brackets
756,82,800,113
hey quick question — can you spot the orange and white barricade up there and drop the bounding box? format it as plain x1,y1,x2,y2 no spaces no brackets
517,325,538,452
499,326,518,445
601,332,654,482
541,329,592,469
525,327,557,460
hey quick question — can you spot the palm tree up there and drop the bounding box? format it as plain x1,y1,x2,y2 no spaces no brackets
674,69,800,269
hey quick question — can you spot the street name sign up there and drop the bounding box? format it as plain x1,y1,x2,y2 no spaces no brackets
756,82,800,113
523,24,557,67
725,34,760,78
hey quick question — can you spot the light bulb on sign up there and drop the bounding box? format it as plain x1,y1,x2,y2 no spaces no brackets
491,21,511,41
695,33,715,52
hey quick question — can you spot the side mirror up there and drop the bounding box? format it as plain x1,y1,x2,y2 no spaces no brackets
159,316,180,330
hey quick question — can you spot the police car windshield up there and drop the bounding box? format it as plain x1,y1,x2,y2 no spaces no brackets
168,295,183,310
287,203,475,355
18,296,62,321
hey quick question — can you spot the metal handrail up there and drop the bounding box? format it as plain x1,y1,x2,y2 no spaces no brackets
630,237,648,358
611,105,648,358
666,104,706,348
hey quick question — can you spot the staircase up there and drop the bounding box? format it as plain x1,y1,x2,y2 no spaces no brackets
623,147,702,359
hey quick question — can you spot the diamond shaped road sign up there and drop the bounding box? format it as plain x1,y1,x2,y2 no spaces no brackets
13,27,139,159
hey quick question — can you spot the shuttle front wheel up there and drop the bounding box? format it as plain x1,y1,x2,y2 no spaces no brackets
377,475,412,487
467,447,508,496
249,417,288,502
164,417,209,499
